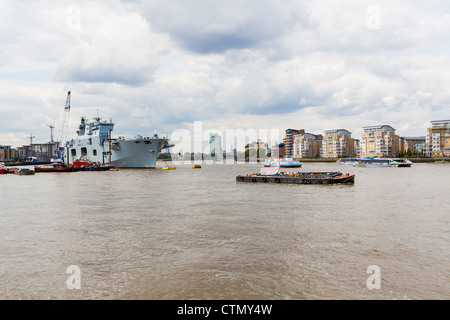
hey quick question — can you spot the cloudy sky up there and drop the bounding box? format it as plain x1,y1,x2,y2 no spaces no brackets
0,0,449,149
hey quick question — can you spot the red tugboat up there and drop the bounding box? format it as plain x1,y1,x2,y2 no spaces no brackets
71,157,112,171
0,162,7,174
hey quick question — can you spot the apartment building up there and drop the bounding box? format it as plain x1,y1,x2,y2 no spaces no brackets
245,140,267,158
404,137,426,155
292,133,322,159
284,129,305,158
0,145,19,161
426,120,450,157
360,125,399,157
398,137,407,155
271,143,285,159
353,139,360,157
321,129,357,158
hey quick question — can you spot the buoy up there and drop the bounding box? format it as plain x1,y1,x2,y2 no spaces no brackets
192,165,202,169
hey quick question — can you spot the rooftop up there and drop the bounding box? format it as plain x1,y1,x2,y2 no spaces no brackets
403,136,426,141
323,129,352,135
362,125,396,132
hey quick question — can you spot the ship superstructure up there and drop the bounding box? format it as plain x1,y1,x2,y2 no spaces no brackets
66,117,171,168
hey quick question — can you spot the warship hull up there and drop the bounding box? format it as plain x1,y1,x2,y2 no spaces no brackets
67,117,171,169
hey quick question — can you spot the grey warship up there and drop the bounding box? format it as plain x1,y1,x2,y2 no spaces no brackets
66,117,171,168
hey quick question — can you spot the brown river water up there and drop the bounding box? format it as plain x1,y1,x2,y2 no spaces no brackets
0,162,449,300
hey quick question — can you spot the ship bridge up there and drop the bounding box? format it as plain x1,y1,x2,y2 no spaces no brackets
77,117,114,142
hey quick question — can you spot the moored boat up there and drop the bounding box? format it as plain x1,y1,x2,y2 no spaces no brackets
34,164,78,173
71,158,112,171
337,157,413,167
0,162,7,174
14,168,35,176
264,158,302,168
66,117,172,168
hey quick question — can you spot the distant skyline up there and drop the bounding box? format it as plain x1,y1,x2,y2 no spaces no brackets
1,1,449,148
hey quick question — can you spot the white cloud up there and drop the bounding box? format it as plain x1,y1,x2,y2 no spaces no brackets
54,1,171,86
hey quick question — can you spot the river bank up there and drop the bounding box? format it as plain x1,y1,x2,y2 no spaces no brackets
295,158,450,163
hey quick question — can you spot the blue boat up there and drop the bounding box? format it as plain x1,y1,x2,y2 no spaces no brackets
337,157,413,167
264,158,302,168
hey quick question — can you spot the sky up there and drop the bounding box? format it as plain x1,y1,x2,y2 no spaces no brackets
0,0,449,149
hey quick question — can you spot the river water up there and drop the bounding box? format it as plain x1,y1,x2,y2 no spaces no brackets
0,162,449,300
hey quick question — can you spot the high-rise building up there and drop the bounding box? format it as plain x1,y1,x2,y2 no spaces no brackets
284,129,305,158
360,125,399,157
321,129,356,158
404,137,426,155
398,137,407,155
209,133,223,160
293,133,322,159
353,139,360,157
271,143,285,159
0,145,19,161
426,120,450,157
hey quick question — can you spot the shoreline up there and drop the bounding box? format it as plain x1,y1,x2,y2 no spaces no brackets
157,158,450,164
298,158,450,163
4,158,448,167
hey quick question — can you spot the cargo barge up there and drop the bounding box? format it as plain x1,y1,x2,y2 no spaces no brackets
236,171,355,184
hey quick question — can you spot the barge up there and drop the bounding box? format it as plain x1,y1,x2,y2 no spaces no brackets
236,169,355,185
14,168,35,176
34,165,78,173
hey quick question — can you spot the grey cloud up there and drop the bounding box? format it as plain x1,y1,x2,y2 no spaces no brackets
138,0,314,54
56,65,154,87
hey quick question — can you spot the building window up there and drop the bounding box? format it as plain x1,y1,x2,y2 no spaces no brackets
93,149,97,156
